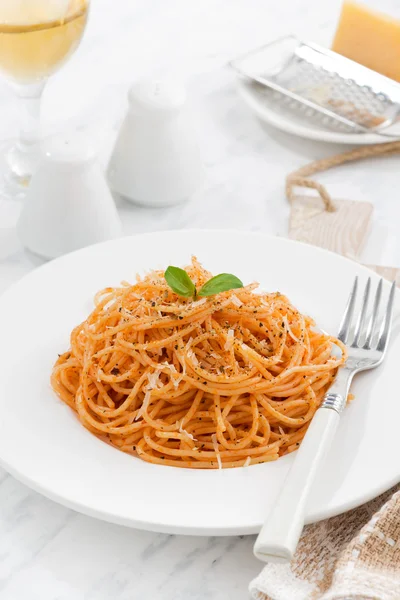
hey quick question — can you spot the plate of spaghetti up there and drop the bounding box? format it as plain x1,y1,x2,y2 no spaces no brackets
0,230,398,535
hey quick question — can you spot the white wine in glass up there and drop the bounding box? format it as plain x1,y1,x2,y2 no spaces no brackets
0,0,89,198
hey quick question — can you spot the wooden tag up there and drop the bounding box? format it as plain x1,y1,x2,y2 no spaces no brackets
289,196,373,260
288,194,399,285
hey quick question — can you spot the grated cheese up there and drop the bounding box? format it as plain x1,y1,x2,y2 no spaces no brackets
243,456,251,467
283,315,301,344
179,421,196,441
224,329,234,351
211,434,222,470
191,298,207,308
135,390,151,421
155,361,183,388
147,371,160,390
187,348,199,366
172,361,186,388
104,300,116,311
170,361,186,388
230,294,243,307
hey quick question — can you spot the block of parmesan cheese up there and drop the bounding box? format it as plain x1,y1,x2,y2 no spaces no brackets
332,1,400,82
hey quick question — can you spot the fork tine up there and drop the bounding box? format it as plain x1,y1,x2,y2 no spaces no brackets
352,277,371,347
363,279,383,349
338,276,358,343
376,281,396,352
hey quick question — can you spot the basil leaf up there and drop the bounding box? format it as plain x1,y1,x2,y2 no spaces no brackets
198,273,243,297
165,266,196,298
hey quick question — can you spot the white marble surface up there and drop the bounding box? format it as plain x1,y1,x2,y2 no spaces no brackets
1,0,400,598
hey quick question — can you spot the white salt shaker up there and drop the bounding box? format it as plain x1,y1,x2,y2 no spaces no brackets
107,77,204,207
17,133,122,259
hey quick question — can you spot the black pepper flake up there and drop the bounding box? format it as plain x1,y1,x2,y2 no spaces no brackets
151,301,156,307
111,367,119,375
178,316,183,320
281,322,284,327
174,344,178,350
279,332,283,338
259,323,263,327
160,456,165,460
203,381,207,385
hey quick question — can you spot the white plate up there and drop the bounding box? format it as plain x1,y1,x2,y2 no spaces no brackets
0,230,399,535
237,80,400,145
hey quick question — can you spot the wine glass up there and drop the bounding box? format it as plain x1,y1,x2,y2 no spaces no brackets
0,0,90,199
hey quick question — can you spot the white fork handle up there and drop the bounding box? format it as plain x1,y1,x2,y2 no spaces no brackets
254,407,340,563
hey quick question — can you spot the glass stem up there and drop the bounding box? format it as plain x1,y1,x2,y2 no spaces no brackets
7,81,46,186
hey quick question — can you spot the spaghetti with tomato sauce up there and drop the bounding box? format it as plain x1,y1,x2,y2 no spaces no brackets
51,258,346,468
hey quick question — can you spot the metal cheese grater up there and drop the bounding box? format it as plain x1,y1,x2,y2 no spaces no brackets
230,35,400,135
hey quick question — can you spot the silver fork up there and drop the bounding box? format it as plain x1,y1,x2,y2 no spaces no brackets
254,277,396,564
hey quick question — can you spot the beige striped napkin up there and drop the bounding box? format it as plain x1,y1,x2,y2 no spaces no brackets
249,484,400,600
